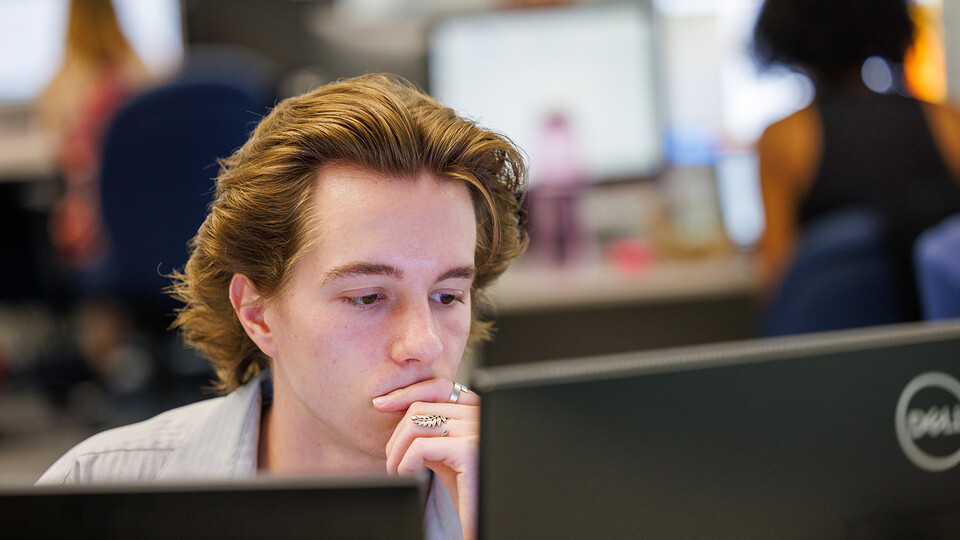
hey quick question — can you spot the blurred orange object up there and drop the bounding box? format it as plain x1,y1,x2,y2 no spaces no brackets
904,1,947,103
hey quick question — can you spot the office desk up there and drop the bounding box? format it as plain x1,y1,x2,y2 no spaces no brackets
479,253,762,366
0,128,57,182
0,106,57,183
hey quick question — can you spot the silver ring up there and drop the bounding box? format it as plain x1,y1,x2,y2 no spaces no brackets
448,382,469,404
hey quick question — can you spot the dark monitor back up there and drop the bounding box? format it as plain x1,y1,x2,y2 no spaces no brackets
0,475,426,539
475,322,960,539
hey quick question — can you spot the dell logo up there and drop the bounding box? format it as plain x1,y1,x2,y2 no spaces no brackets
907,404,960,439
895,372,960,472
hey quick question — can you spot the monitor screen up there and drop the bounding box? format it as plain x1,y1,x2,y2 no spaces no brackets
0,475,427,539
654,0,813,165
474,321,960,539
428,3,662,185
0,0,184,104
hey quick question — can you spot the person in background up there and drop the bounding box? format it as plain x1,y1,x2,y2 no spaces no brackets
35,0,159,412
752,0,960,300
37,73,528,540
38,0,155,270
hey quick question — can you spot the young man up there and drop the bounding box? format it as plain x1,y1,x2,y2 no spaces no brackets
37,73,528,540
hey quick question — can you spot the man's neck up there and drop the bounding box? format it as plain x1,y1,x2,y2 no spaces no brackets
257,401,387,476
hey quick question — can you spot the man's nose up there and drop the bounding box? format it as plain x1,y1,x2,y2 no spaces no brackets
388,300,442,365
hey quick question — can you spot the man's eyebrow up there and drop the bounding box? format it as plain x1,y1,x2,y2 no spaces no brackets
437,265,475,283
322,262,403,285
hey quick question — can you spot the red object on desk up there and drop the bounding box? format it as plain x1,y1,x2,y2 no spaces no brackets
605,238,655,274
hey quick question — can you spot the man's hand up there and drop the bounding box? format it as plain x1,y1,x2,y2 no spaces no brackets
375,378,480,540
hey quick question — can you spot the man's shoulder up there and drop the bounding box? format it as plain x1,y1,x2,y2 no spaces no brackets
76,397,223,452
36,396,226,485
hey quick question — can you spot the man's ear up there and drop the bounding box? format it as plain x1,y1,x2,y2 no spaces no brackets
229,273,277,358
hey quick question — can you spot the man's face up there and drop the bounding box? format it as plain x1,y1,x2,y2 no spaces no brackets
262,165,477,463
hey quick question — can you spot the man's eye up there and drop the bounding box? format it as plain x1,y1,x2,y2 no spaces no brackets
432,293,462,305
345,293,384,307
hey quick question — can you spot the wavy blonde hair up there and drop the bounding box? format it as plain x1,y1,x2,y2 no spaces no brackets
169,73,527,393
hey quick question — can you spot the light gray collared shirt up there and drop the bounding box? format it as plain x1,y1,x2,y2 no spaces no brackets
36,372,462,539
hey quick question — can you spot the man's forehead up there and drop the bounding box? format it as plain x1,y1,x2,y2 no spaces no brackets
309,165,474,226
300,165,477,265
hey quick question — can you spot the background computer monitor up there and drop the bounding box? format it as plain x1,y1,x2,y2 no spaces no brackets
474,321,960,539
653,0,813,166
0,0,184,104
428,2,662,186
0,475,426,539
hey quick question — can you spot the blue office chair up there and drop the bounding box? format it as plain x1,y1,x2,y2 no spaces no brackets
761,207,912,336
98,80,260,316
914,213,960,320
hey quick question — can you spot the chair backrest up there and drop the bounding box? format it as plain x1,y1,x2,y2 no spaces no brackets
914,213,960,320
99,80,260,313
762,207,912,336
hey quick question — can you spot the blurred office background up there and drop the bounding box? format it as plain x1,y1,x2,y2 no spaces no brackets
0,0,956,484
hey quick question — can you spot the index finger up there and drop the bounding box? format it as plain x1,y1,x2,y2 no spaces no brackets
372,379,480,412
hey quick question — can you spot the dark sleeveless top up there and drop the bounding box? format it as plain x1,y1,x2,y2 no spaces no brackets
800,88,960,253
799,89,960,318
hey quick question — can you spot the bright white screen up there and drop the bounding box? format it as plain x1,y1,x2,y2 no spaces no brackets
429,4,662,185
0,0,183,104
715,150,765,249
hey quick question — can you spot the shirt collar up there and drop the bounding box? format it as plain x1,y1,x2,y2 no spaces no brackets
156,371,268,480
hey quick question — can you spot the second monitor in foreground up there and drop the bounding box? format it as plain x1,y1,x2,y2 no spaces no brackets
475,321,960,539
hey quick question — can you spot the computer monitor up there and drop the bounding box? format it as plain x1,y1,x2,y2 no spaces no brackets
0,0,184,104
474,321,960,539
428,2,662,186
0,475,426,539
655,0,813,165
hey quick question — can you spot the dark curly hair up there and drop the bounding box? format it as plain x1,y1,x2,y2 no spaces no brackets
752,0,915,79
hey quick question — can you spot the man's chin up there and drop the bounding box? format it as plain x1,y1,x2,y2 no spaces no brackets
369,410,405,454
